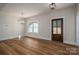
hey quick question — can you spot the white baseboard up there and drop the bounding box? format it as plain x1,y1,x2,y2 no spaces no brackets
25,35,50,41
0,36,18,41
37,37,50,40
64,41,76,46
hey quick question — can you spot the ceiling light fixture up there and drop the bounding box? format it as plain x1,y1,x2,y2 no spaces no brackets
49,3,56,9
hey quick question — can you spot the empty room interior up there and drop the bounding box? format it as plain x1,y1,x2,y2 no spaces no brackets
0,3,79,55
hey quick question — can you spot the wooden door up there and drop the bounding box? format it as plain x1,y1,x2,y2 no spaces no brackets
52,18,63,42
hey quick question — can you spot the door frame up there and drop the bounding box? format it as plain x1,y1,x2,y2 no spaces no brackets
51,18,63,42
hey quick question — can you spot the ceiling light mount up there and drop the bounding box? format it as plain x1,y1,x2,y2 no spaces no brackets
49,3,56,9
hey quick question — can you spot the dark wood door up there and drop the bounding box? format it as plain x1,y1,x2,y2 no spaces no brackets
52,18,63,42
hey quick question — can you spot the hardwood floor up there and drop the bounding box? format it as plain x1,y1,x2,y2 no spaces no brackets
0,37,79,55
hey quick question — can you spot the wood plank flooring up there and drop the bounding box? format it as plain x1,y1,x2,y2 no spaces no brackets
0,37,79,55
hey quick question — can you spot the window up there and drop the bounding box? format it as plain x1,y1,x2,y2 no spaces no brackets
28,23,38,33
53,20,61,34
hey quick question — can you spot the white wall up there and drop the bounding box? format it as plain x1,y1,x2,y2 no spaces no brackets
76,4,79,46
25,5,76,45
0,13,21,40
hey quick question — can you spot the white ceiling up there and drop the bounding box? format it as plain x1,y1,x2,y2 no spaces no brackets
0,3,75,18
